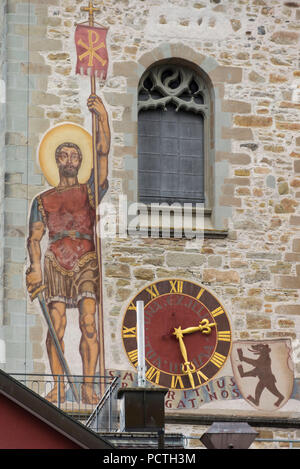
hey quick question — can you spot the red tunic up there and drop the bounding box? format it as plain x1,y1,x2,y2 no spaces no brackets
38,185,95,272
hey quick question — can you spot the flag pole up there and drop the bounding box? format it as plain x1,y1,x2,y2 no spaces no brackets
80,0,105,397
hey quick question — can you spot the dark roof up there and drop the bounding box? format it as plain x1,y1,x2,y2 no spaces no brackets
0,369,114,449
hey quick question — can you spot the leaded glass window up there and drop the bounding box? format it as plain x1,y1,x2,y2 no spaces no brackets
138,64,209,205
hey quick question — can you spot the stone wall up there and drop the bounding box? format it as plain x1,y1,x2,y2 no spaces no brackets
2,0,300,426
0,0,7,349
165,422,300,449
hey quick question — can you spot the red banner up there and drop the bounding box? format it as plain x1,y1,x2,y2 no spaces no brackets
75,24,108,78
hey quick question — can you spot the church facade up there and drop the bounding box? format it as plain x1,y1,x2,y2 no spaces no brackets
1,0,300,448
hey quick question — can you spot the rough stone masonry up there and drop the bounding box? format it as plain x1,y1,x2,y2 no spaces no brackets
2,0,300,447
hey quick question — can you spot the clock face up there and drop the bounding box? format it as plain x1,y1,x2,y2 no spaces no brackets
122,279,232,390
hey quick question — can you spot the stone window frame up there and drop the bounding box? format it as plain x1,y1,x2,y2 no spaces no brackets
137,61,210,209
109,43,247,237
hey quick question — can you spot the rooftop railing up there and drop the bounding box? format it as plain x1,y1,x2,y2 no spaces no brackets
10,373,119,431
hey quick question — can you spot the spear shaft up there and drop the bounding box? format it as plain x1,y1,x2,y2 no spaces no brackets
81,1,105,396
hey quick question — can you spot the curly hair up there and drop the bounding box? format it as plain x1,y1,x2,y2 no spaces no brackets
55,142,82,163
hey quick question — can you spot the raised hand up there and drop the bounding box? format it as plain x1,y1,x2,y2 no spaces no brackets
87,94,107,122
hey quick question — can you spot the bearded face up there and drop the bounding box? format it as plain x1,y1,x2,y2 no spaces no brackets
56,145,82,178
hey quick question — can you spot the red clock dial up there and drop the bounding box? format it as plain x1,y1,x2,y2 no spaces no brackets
122,279,232,390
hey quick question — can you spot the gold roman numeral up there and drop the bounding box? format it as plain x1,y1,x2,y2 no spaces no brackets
217,331,231,342
196,369,208,385
169,280,184,293
122,326,137,338
128,302,136,311
211,306,224,317
170,374,184,389
145,366,161,385
196,287,204,300
128,349,138,367
146,284,160,299
210,352,226,368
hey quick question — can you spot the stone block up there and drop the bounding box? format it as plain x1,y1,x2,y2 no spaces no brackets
276,121,300,131
166,252,205,267
222,100,251,113
275,304,300,315
21,62,51,75
6,299,26,314
234,169,250,176
10,247,26,263
210,66,243,84
232,297,263,312
275,275,300,289
105,263,130,279
234,115,272,127
236,187,251,196
248,70,265,83
4,198,28,212
271,31,299,45
113,61,138,78
28,117,50,134
6,33,25,50
170,43,205,65
6,88,28,104
219,195,241,207
224,177,250,186
246,252,281,261
292,239,300,252
103,92,133,107
244,270,270,283
216,152,251,165
203,269,240,284
222,127,254,140
280,101,300,110
246,314,271,330
6,13,36,26
274,198,298,214
291,179,300,188
290,215,300,225
113,120,136,133
29,37,62,51
269,74,288,83
133,267,155,281
294,160,300,173
278,181,289,195
31,91,60,105
208,255,222,267
285,252,300,262
230,19,241,31
264,144,284,153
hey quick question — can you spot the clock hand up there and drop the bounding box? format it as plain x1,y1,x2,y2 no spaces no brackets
173,327,196,388
181,318,215,336
173,319,215,388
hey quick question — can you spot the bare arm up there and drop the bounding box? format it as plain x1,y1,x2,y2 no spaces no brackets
87,94,110,185
26,221,45,293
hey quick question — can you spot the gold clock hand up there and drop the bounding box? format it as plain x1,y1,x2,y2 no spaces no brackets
173,318,215,388
173,327,196,388
181,318,215,336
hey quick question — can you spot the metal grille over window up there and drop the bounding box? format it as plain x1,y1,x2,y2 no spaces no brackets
138,65,209,205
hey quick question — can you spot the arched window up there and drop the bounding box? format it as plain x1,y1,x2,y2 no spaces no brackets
138,63,210,206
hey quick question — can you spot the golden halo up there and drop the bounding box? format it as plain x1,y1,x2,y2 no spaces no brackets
38,123,93,187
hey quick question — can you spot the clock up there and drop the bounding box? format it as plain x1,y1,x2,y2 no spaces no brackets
121,279,232,390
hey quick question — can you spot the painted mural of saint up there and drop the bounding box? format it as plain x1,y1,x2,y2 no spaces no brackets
26,95,110,405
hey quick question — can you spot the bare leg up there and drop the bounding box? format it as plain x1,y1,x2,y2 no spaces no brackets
78,297,99,404
46,301,67,403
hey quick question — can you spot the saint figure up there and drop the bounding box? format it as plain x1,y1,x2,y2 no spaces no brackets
26,95,110,405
